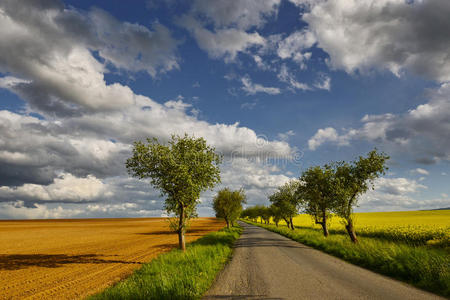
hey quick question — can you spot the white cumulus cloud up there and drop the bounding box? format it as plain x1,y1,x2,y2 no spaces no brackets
178,15,266,62
241,75,281,95
307,83,450,164
0,173,111,203
302,0,450,82
411,168,429,176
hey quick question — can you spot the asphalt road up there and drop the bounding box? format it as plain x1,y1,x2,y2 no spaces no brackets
204,221,444,300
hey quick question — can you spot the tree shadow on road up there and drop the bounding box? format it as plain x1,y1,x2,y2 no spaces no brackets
235,237,311,249
0,254,142,271
204,295,282,299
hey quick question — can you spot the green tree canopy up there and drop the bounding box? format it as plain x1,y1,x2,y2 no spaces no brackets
260,206,272,224
333,149,389,242
252,205,267,224
126,134,222,251
269,204,283,227
241,206,259,222
298,165,336,237
270,179,301,230
213,188,246,228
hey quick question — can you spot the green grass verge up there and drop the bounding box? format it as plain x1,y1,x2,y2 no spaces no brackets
244,220,449,298
88,226,242,300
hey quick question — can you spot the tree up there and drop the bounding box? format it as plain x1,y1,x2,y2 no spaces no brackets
253,205,266,224
260,206,272,224
333,149,389,243
270,204,282,227
213,188,246,228
126,134,221,251
240,207,250,220
269,180,301,230
241,206,258,222
241,205,272,224
298,165,336,237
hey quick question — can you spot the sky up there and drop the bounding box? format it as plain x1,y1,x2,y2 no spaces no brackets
0,0,449,219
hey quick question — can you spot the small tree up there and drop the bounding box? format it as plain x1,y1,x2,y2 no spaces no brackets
269,180,301,230
270,204,282,227
126,134,221,251
241,206,258,222
298,165,336,237
248,206,259,222
261,206,272,224
213,188,246,228
240,207,250,220
253,205,266,224
334,149,389,243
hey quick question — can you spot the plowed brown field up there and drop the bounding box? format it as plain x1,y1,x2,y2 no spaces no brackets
0,217,225,300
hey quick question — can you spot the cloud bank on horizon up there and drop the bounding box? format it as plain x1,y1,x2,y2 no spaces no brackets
0,0,448,219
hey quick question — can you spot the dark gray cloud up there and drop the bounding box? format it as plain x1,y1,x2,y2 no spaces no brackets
0,110,130,186
3,80,84,118
414,157,439,165
308,83,450,163
0,0,180,116
0,163,55,186
0,0,178,78
89,7,180,76
303,0,450,82
192,0,280,30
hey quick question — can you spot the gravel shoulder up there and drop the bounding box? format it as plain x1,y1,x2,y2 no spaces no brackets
204,221,444,300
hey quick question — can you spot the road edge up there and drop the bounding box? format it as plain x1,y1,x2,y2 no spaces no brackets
242,219,449,298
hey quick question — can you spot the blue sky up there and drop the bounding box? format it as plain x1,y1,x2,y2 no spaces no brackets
0,0,449,219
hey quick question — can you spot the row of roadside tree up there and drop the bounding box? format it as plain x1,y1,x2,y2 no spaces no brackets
126,133,388,250
241,149,389,243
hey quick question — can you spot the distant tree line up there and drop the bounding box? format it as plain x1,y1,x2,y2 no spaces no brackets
241,150,389,243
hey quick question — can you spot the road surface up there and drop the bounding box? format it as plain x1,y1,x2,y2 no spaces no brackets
204,221,443,300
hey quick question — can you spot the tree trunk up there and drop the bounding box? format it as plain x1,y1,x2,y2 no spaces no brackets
283,218,289,228
345,219,358,243
225,218,230,229
321,222,329,237
275,221,279,227
178,205,186,251
289,217,294,230
315,218,329,237
322,210,328,237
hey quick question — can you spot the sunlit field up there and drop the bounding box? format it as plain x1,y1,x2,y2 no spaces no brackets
273,210,450,247
0,218,225,300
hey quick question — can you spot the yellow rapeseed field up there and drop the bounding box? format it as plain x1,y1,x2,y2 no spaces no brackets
286,210,450,246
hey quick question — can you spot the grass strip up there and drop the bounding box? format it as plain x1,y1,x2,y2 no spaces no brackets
244,220,449,298
89,226,242,300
